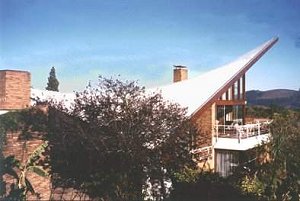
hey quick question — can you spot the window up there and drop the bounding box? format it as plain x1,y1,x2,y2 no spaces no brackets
234,81,239,100
216,105,244,125
215,149,257,177
215,150,239,177
240,77,244,99
219,75,246,101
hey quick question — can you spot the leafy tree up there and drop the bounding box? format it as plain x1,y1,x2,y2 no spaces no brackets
262,111,300,200
46,76,197,200
169,167,257,201
240,110,300,201
46,66,59,91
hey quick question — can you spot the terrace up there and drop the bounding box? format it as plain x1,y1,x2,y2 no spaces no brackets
213,120,272,151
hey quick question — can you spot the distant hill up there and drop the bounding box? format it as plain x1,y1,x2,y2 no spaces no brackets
246,89,300,109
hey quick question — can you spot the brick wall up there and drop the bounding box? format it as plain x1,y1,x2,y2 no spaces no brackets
0,70,31,110
2,130,90,200
193,104,215,147
2,132,52,200
192,103,216,169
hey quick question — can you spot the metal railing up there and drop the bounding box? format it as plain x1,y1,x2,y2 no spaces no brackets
214,120,272,143
191,146,213,161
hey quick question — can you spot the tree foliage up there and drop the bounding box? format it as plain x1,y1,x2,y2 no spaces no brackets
169,167,257,201
0,109,49,200
46,66,59,91
239,110,300,201
259,111,300,200
0,143,48,200
47,76,197,200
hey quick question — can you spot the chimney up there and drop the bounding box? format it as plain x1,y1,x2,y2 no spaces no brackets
173,65,188,83
0,70,31,110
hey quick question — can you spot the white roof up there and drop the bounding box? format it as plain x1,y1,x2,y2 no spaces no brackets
30,37,278,116
153,37,278,116
31,89,76,108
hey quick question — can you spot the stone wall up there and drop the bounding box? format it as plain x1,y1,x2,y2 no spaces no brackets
0,70,31,110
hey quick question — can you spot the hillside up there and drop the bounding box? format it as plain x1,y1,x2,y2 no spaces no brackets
246,89,300,109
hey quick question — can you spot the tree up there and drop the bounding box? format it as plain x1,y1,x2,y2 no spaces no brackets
47,76,197,200
262,111,300,200
240,110,300,201
169,167,258,201
46,66,59,91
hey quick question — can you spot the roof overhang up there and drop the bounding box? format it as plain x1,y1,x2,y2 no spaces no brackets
154,37,278,118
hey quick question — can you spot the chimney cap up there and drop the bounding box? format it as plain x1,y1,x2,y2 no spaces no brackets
173,65,187,69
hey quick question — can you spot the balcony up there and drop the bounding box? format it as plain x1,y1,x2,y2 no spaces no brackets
214,120,272,151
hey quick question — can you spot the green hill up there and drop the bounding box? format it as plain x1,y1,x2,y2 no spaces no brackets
246,89,300,109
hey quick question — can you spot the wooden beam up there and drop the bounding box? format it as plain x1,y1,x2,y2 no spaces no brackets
216,100,246,106
237,78,241,100
242,74,246,100
231,85,235,101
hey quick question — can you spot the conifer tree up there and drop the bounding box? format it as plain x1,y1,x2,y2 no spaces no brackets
46,67,59,92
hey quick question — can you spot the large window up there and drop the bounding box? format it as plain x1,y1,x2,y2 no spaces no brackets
215,150,239,177
234,81,239,100
215,149,257,177
216,105,244,125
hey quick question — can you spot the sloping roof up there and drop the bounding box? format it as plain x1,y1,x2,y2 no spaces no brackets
30,37,278,116
154,37,278,116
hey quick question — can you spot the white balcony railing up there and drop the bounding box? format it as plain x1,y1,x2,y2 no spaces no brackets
214,120,272,143
191,146,213,161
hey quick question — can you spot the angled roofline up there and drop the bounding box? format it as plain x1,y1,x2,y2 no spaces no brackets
191,37,279,119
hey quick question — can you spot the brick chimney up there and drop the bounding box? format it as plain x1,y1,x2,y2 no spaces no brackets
0,70,31,110
173,65,188,83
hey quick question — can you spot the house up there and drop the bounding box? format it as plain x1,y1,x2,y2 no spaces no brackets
157,37,278,176
0,37,278,179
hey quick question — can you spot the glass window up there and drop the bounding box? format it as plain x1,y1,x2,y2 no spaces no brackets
217,105,225,125
240,77,244,99
234,81,239,100
215,150,239,177
217,105,244,125
216,149,255,177
233,105,244,125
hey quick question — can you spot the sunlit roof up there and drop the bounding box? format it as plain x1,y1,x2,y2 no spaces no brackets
153,37,278,116
31,37,278,116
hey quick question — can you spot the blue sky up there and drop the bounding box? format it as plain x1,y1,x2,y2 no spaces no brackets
1,0,299,92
